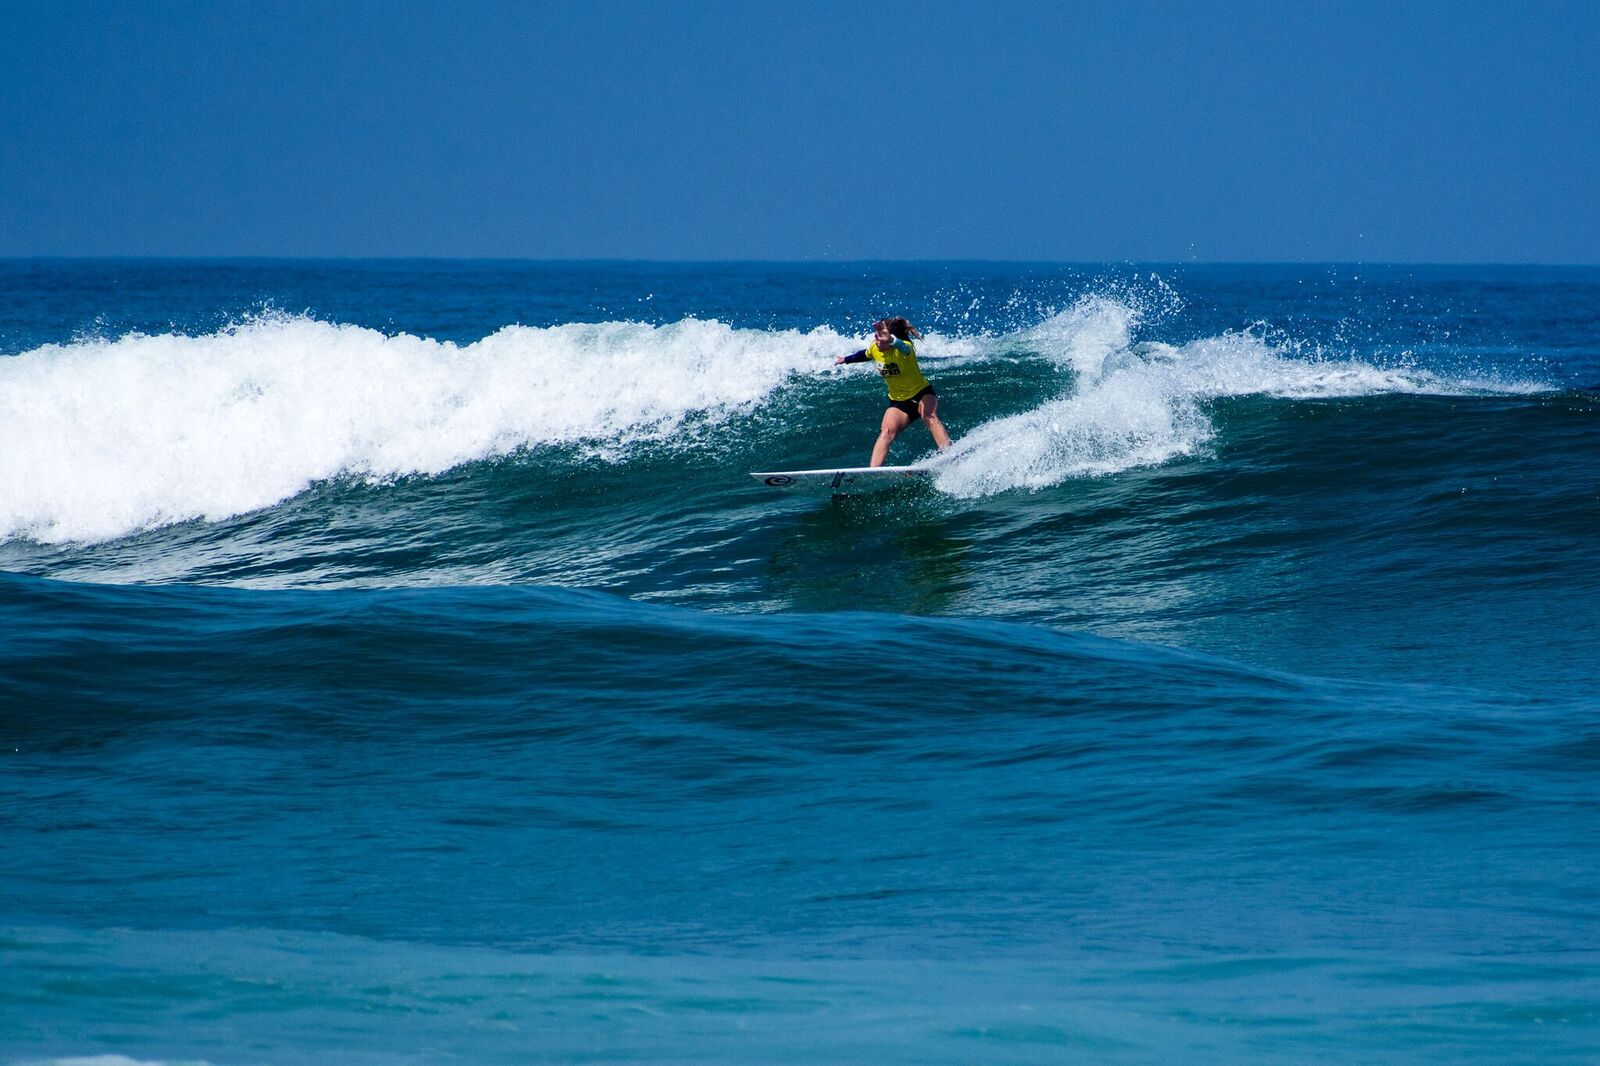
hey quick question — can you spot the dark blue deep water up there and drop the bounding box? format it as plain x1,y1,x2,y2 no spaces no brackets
2,261,1597,1063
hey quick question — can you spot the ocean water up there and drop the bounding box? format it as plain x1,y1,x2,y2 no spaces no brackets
1,260,1596,1064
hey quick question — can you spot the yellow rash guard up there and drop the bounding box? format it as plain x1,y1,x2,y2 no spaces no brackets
864,338,932,402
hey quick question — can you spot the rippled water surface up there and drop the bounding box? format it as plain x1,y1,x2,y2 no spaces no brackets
2,261,1597,1063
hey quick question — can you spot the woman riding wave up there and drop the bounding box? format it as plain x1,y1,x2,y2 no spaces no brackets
834,317,951,466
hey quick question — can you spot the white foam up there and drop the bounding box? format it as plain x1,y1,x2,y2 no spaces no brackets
0,315,850,544
933,297,1546,498
2,305,1550,539
1013,294,1141,378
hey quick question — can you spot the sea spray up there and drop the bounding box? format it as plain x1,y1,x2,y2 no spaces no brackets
933,298,1547,496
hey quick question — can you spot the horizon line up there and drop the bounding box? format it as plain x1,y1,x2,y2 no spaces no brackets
4,255,1599,269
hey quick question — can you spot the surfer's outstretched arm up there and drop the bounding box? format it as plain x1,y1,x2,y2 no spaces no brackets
835,349,869,365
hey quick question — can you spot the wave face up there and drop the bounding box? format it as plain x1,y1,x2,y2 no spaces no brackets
0,279,1558,545
2,260,1598,1064
2,263,1592,693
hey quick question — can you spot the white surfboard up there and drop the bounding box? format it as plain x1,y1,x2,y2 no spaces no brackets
750,465,932,491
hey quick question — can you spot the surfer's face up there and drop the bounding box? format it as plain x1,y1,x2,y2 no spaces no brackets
874,324,892,347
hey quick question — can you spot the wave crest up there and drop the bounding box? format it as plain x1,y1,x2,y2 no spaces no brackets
1,301,1554,541
934,297,1548,497
0,314,846,543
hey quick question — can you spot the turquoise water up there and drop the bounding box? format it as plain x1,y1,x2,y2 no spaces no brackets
2,261,1597,1063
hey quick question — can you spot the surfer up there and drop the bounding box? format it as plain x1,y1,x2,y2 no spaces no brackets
834,317,951,466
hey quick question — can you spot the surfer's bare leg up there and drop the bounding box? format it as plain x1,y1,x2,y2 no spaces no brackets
872,407,912,467
919,393,951,451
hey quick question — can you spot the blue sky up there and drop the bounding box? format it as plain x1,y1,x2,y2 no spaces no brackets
3,0,1597,261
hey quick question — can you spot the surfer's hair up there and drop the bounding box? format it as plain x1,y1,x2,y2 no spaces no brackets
875,317,922,342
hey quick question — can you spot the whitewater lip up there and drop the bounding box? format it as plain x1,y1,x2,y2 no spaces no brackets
0,314,852,544
0,298,1560,546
